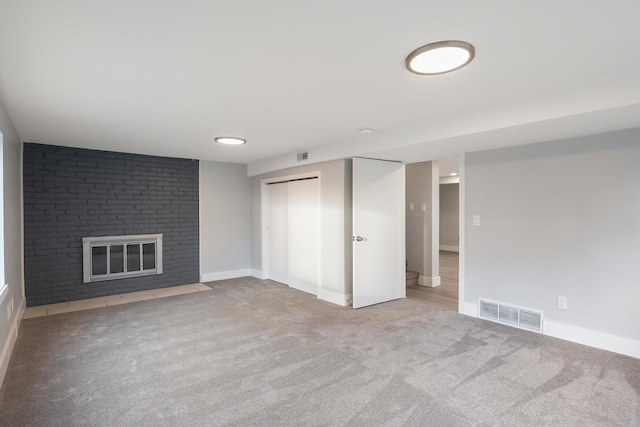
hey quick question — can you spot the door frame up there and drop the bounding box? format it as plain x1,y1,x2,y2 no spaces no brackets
260,171,322,289
457,153,473,316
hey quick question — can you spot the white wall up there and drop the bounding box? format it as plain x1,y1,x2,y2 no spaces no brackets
199,161,251,281
250,159,352,305
464,128,640,358
439,183,459,250
0,96,24,387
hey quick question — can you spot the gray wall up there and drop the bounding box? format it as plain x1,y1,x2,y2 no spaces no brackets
465,128,640,340
251,159,352,298
405,161,439,279
200,161,251,279
439,183,459,249
0,95,23,386
23,144,200,306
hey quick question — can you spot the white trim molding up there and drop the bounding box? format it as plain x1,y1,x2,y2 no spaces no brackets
439,245,459,252
418,275,441,287
201,269,251,283
544,320,640,360
317,288,351,307
0,297,25,389
251,269,266,280
459,301,478,317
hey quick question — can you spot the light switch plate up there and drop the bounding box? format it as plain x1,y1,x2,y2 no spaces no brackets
420,203,426,212
408,203,414,211
473,215,480,226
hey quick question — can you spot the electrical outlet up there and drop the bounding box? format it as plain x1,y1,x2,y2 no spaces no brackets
557,296,568,310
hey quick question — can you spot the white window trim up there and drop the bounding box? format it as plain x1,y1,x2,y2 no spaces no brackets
82,234,163,283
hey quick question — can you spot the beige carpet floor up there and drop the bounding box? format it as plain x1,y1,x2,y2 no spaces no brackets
1,277,639,426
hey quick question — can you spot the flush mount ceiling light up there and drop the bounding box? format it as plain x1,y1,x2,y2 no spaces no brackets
406,40,475,75
215,136,246,145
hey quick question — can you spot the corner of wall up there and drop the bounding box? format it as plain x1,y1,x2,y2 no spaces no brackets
418,275,441,287
200,269,252,283
459,300,477,317
317,288,352,307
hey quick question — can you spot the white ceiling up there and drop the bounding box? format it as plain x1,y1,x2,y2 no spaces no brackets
1,1,639,175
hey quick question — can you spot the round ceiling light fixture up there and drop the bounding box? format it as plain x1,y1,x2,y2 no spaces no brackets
215,136,246,145
406,40,475,75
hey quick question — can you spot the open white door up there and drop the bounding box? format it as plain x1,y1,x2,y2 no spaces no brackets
352,158,405,308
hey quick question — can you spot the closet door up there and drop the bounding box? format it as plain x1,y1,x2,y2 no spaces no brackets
266,182,289,285
287,178,319,295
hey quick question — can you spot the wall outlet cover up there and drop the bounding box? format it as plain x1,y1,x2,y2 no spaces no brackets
557,296,568,310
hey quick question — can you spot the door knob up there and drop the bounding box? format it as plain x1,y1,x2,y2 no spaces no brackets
355,236,364,241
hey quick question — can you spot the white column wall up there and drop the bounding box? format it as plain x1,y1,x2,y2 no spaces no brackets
199,161,251,282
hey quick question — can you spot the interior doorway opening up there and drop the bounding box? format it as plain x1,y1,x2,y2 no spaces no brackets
405,156,460,311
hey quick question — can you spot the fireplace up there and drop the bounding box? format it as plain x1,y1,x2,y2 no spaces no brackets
82,234,163,283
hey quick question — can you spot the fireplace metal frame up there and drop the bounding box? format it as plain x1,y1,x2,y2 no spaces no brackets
82,234,163,283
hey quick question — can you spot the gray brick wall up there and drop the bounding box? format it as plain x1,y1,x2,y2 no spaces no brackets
23,143,200,307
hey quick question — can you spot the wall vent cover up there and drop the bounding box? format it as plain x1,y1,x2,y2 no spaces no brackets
297,152,308,161
479,299,543,333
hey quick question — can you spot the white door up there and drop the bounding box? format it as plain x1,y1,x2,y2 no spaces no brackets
352,158,405,308
266,182,289,285
287,178,319,295
265,177,320,295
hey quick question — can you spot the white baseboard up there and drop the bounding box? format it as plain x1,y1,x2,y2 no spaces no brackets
459,301,478,317
200,269,251,282
317,288,352,307
544,320,640,360
0,297,25,389
439,245,459,252
251,269,266,279
418,275,441,287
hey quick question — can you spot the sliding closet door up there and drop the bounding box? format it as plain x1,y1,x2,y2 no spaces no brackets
264,177,320,295
287,179,319,295
266,182,289,285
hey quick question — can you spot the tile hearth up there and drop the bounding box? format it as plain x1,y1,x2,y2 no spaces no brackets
22,283,211,319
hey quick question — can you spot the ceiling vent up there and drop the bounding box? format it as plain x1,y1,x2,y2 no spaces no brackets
479,299,543,333
297,152,308,162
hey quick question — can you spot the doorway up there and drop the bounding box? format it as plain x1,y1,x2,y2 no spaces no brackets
405,156,460,311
